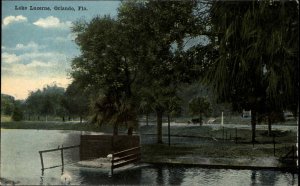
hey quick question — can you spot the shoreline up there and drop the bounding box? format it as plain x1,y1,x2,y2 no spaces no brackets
2,121,298,174
141,161,298,173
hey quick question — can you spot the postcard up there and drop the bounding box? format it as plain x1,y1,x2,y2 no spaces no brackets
1,0,298,185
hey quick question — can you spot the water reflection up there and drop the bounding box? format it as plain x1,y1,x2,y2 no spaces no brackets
78,167,142,185
251,170,257,186
168,165,185,185
259,170,277,186
40,176,44,185
156,167,164,185
284,172,297,186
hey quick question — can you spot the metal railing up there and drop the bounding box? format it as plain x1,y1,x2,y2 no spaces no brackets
39,145,80,174
111,146,141,175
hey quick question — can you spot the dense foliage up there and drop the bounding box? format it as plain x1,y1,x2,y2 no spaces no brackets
69,0,298,142
206,0,299,141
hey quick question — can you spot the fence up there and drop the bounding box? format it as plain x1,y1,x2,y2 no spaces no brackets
111,146,141,175
39,145,80,174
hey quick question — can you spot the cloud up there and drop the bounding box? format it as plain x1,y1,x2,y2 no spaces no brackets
33,16,72,29
2,52,21,64
2,42,45,53
2,50,67,65
2,15,27,26
2,59,52,74
52,33,77,43
2,50,70,79
15,41,40,51
20,51,67,62
27,60,54,68
2,57,68,78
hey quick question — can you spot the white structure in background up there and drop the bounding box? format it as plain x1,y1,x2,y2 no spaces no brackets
242,109,251,118
283,111,294,121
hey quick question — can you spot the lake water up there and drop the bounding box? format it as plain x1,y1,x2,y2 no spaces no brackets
0,129,298,185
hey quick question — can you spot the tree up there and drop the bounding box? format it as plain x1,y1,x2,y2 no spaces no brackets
205,1,299,142
71,0,205,138
71,15,139,135
1,94,15,116
118,0,205,143
63,81,90,123
25,84,65,121
138,96,153,126
12,100,24,121
166,95,182,146
25,90,43,120
189,96,211,125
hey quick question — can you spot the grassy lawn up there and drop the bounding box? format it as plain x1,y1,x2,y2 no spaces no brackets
140,124,297,163
1,115,12,122
140,124,296,143
141,141,296,163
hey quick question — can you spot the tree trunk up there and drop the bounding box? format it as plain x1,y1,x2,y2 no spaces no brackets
124,60,132,98
268,113,272,136
113,123,118,136
251,110,257,143
157,111,163,144
80,116,83,123
199,112,203,126
127,127,133,135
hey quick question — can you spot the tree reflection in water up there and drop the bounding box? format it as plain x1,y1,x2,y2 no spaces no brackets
168,165,185,185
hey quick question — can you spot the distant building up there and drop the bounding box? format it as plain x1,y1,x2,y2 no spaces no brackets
242,109,251,118
283,111,295,121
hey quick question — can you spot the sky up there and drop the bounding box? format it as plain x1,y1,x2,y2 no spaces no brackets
1,0,121,100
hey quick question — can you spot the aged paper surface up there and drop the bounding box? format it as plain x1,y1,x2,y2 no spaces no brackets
1,1,298,185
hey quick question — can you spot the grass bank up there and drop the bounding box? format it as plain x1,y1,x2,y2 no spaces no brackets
139,124,297,168
140,124,297,144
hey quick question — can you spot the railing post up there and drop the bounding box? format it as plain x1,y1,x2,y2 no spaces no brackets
39,151,44,171
111,153,114,176
61,145,64,170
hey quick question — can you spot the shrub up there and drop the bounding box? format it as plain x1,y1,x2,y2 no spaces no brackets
12,107,23,121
